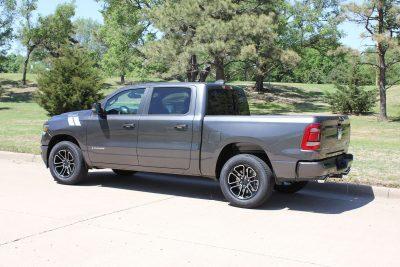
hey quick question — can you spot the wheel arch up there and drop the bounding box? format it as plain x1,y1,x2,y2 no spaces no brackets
46,134,81,167
215,142,274,180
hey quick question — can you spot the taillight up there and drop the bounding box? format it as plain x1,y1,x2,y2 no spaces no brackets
301,123,321,150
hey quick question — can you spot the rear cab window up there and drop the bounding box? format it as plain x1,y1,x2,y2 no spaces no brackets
206,85,250,115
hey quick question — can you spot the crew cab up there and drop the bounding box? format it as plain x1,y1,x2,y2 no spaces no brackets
41,82,353,208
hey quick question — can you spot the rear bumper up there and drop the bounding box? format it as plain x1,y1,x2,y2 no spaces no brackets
296,153,353,180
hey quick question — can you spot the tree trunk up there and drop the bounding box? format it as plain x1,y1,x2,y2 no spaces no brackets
214,57,225,81
120,75,125,85
255,75,265,92
186,55,199,82
377,59,387,121
244,63,249,81
198,65,211,82
22,48,33,86
376,0,388,121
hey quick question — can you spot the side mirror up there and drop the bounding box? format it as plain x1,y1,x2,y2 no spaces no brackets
92,103,106,117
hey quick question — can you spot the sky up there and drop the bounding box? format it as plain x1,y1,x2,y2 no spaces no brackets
10,0,372,54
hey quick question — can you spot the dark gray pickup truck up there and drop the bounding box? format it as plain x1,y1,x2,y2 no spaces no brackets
41,82,352,208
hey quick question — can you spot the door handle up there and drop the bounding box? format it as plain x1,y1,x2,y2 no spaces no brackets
174,124,188,131
122,123,136,129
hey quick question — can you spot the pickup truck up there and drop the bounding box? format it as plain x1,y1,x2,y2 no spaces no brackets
41,82,353,208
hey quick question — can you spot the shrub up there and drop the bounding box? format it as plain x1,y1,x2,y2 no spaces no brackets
36,47,104,116
325,60,376,115
325,84,376,115
0,86,4,98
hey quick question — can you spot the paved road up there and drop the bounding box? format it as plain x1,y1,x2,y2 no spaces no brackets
0,156,399,267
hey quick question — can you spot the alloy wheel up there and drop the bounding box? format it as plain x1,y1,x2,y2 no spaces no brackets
228,164,260,200
53,149,75,179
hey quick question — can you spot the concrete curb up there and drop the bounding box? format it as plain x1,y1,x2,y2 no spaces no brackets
306,181,400,200
0,150,399,200
0,150,43,164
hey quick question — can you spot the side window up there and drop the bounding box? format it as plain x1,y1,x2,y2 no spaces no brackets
233,86,250,115
206,88,236,115
148,87,191,115
105,88,145,115
206,86,250,115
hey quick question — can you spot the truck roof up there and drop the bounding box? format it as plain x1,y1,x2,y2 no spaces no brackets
115,82,225,92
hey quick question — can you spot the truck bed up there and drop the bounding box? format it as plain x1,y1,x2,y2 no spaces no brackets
200,115,350,179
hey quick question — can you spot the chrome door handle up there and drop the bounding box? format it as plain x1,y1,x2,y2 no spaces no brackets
174,124,188,131
122,123,136,129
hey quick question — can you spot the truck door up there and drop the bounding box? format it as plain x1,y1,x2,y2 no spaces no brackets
137,86,195,169
86,88,146,165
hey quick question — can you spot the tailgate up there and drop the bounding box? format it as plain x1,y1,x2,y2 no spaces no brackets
319,116,351,158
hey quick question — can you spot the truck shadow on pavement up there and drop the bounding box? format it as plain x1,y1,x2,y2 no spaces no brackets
82,171,375,214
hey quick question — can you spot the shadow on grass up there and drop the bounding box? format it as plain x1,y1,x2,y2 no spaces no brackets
251,102,288,114
270,85,325,101
0,79,20,87
391,116,400,122
0,107,11,110
251,100,328,114
0,91,34,102
238,83,329,114
292,101,328,113
80,171,374,214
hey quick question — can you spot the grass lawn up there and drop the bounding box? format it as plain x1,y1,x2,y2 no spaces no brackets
1,73,399,187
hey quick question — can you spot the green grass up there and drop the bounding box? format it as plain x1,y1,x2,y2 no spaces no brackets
1,73,400,187
0,102,47,154
347,116,400,187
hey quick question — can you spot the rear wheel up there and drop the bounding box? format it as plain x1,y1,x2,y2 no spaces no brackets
274,181,308,193
49,141,87,185
112,169,136,176
219,154,273,209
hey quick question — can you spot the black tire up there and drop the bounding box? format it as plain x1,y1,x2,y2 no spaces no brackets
49,141,88,185
219,154,274,209
112,169,136,176
274,181,308,193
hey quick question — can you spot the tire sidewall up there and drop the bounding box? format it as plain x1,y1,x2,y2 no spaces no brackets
219,154,273,208
49,141,86,185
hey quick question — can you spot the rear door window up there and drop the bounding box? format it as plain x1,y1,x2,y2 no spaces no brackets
148,87,191,115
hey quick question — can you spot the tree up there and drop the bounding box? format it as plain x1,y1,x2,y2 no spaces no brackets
269,0,343,84
325,60,376,115
36,46,104,116
19,1,75,85
145,0,209,81
100,1,144,84
344,0,400,121
74,18,106,63
146,0,292,83
0,53,24,72
0,0,16,55
286,0,343,50
18,0,38,84
236,12,300,91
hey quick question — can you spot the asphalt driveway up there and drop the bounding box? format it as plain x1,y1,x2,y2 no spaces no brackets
0,154,399,266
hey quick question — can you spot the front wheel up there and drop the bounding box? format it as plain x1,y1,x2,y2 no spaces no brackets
219,154,274,209
274,181,308,193
49,141,88,185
